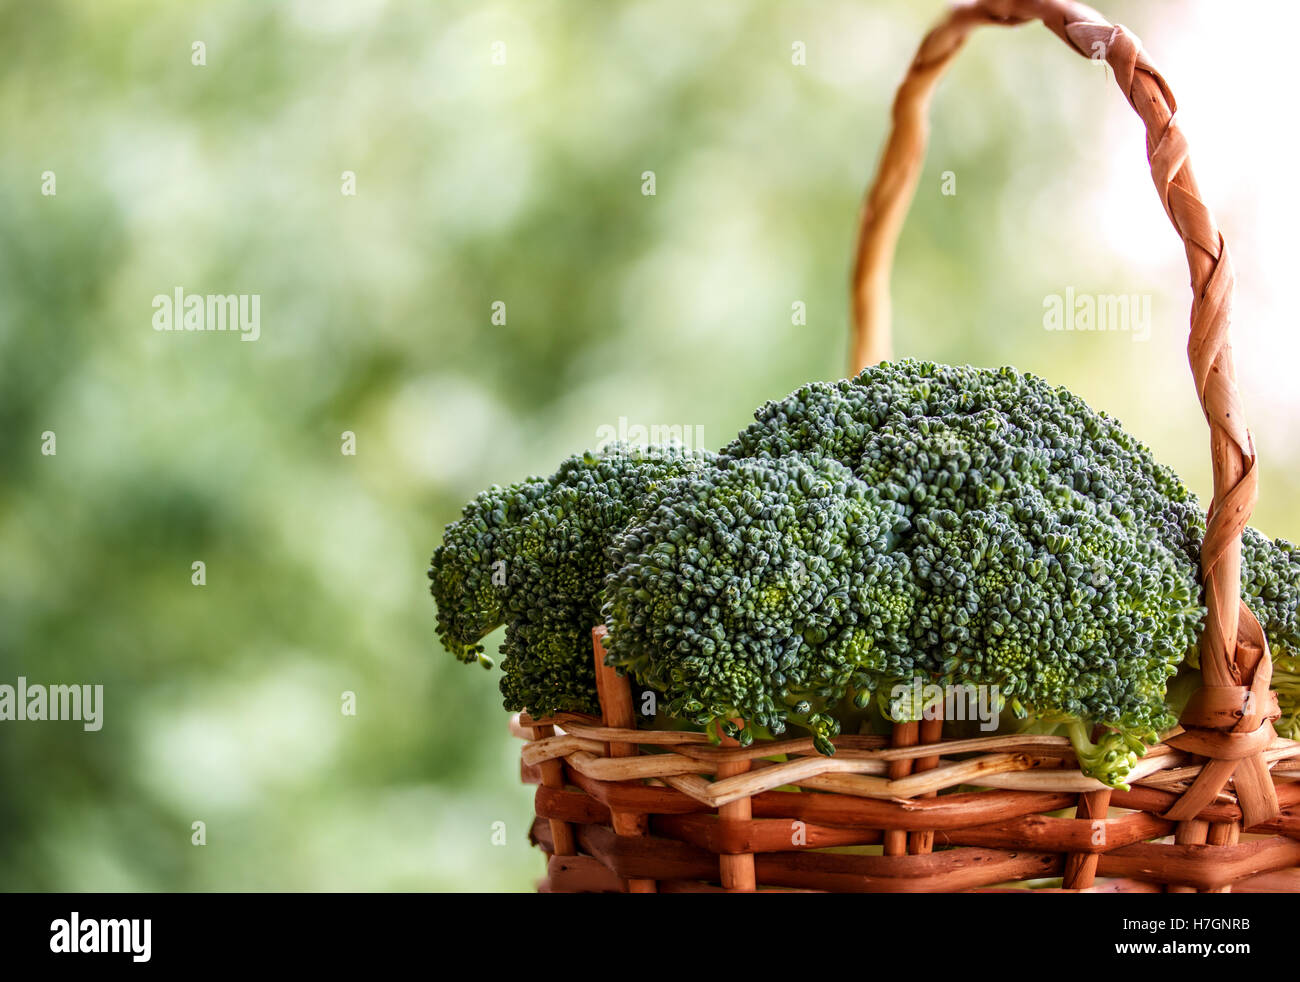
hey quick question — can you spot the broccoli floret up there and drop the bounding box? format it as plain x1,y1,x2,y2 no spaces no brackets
1275,654,1300,741
1061,720,1153,791
427,476,552,666
721,360,1206,786
725,361,1202,551
1241,530,1300,739
428,443,715,716
603,454,917,754
901,496,1194,787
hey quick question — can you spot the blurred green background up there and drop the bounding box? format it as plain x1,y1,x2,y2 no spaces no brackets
1,0,1295,891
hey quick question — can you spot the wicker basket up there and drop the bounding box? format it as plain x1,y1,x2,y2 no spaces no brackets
512,0,1300,893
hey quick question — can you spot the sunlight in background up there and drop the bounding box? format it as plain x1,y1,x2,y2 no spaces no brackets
1092,0,1300,435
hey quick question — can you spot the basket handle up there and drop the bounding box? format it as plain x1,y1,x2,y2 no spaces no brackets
850,0,1278,825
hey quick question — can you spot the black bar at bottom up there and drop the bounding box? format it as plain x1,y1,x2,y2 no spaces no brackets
0,891,1287,968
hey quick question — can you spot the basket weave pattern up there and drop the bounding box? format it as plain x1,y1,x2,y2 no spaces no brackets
515,631,1300,893
512,0,1300,892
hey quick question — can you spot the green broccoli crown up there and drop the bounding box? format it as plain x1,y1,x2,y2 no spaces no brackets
1241,529,1300,739
719,360,1208,786
429,359,1300,789
427,475,552,665
603,453,917,754
428,442,716,717
725,361,1202,546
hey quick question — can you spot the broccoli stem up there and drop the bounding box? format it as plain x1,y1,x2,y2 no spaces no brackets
1274,655,1300,740
1063,719,1145,791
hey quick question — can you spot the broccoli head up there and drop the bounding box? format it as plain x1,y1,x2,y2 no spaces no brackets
1241,529,1300,740
722,360,1207,787
427,475,552,666
603,454,917,754
429,359,1298,790
428,443,715,717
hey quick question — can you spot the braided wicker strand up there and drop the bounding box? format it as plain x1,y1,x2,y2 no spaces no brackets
849,0,1280,830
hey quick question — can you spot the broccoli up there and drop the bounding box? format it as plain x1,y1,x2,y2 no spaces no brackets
718,360,1205,788
1241,529,1300,740
427,474,551,668
602,454,917,755
428,443,715,717
428,359,1299,789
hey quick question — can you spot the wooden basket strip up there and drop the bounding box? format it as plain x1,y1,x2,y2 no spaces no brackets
1232,868,1300,892
528,732,1294,794
556,816,1066,892
572,822,717,882
1205,821,1244,893
536,812,1300,893
970,878,1164,894
517,719,1298,776
784,754,1066,801
519,713,1298,773
909,714,946,855
714,725,758,891
532,728,1300,773
884,721,920,856
527,722,577,857
551,734,1282,808
1114,780,1300,826
1139,748,1299,789
563,749,718,782
541,779,1098,835
751,787,1078,831
647,809,1176,857
1165,818,1211,896
673,751,1053,807
923,752,1185,793
1096,835,1300,892
564,764,712,816
535,776,1300,856
520,734,608,766
546,853,622,893
944,808,1166,855
751,847,1061,894
568,771,1091,832
532,805,1300,891
584,746,1168,805
535,785,611,826
591,627,657,893
656,880,824,893
1061,712,1114,890
1261,813,1300,839
534,720,1093,762
653,813,883,854
542,722,717,746
519,758,542,786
